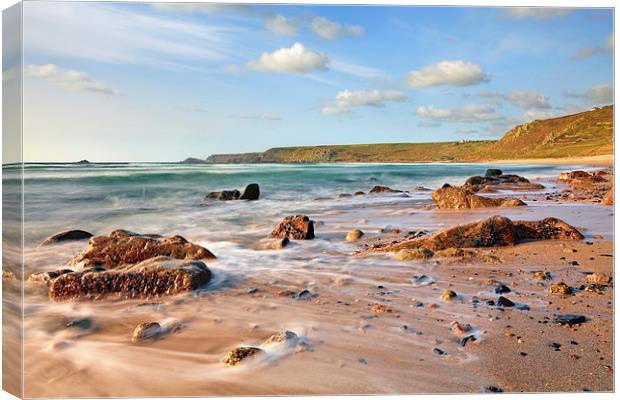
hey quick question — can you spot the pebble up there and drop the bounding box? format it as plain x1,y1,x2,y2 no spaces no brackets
441,290,457,301
497,296,515,307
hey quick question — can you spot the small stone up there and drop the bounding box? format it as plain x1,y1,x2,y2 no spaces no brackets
549,342,561,350
131,322,162,343
263,330,298,345
554,314,586,326
450,321,472,335
484,386,504,393
294,289,316,300
433,348,446,356
357,357,368,364
586,273,612,285
222,347,263,366
441,290,457,302
65,318,93,330
345,229,364,242
494,284,511,294
395,247,434,260
371,304,388,313
563,248,577,254
532,271,551,281
458,335,477,347
568,260,579,266
548,282,573,295
496,296,515,307
257,237,289,250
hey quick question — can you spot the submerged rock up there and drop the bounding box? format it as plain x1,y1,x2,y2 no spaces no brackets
485,168,503,177
68,230,215,268
369,185,402,194
222,346,263,366
345,229,364,242
131,322,162,343
256,237,289,250
263,330,298,345
432,185,526,209
207,190,241,201
270,215,315,240
40,230,93,246
50,257,211,301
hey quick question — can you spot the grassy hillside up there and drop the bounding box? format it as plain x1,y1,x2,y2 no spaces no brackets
202,105,613,163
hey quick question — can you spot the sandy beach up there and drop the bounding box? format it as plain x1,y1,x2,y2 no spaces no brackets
1,161,613,397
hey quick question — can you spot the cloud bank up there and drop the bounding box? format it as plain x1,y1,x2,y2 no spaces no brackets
406,60,489,88
322,89,407,115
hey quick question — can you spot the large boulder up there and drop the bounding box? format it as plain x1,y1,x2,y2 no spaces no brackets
432,185,525,209
40,230,93,246
50,257,211,301
240,183,260,200
270,215,315,240
379,215,583,252
69,230,215,268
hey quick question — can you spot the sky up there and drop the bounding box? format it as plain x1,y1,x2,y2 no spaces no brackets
5,2,615,161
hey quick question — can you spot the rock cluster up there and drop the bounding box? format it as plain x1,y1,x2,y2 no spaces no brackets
463,173,545,192
206,183,260,201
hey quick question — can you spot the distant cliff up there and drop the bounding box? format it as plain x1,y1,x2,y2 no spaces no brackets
187,105,613,164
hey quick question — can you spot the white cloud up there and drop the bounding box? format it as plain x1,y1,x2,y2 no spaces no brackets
416,104,505,123
576,34,613,59
406,60,489,88
564,83,613,105
504,8,573,20
504,91,551,109
264,15,300,36
247,43,329,74
310,16,364,40
25,2,243,70
27,64,119,95
322,89,407,115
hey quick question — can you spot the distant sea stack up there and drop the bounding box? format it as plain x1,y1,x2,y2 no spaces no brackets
180,157,208,164
75,159,91,164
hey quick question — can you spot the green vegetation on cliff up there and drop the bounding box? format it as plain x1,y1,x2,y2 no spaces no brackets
199,105,613,164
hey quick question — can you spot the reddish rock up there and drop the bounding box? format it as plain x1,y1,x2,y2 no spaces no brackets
463,174,544,192
432,185,526,209
50,257,211,301
28,269,74,284
69,230,215,268
222,347,263,366
375,216,582,252
270,215,315,240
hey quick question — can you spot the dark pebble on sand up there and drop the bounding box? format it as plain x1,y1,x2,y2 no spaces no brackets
247,288,259,294
357,357,367,365
554,314,586,326
497,296,515,307
549,342,561,350
484,386,504,393
519,352,528,357
65,318,93,330
494,284,511,294
433,348,446,356
458,335,477,347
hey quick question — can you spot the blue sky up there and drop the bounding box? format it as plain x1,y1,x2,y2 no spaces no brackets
13,2,614,161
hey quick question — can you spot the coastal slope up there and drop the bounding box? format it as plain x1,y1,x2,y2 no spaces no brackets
193,105,612,164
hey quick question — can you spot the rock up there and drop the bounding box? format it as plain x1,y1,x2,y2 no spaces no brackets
374,216,583,253
533,271,552,281
371,304,388,313
563,248,576,253
369,186,402,194
256,237,289,250
28,269,74,284
65,318,94,330
239,183,260,200
458,335,477,347
354,191,365,196
345,229,364,242
433,348,446,356
554,314,586,326
294,289,316,300
263,330,298,345
338,193,352,198
131,322,162,343
586,273,612,285
485,169,503,177
222,346,263,366
206,190,241,200
270,215,315,240
431,186,526,209
179,157,206,164
496,296,515,307
380,225,401,235
484,386,504,393
2,270,16,281
68,230,214,269
602,186,614,205
442,290,457,301
50,257,211,301
76,159,90,164
395,247,434,260
450,321,471,335
548,282,573,295
434,248,464,258
494,284,511,294
412,186,431,191
40,230,93,246
463,174,544,192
